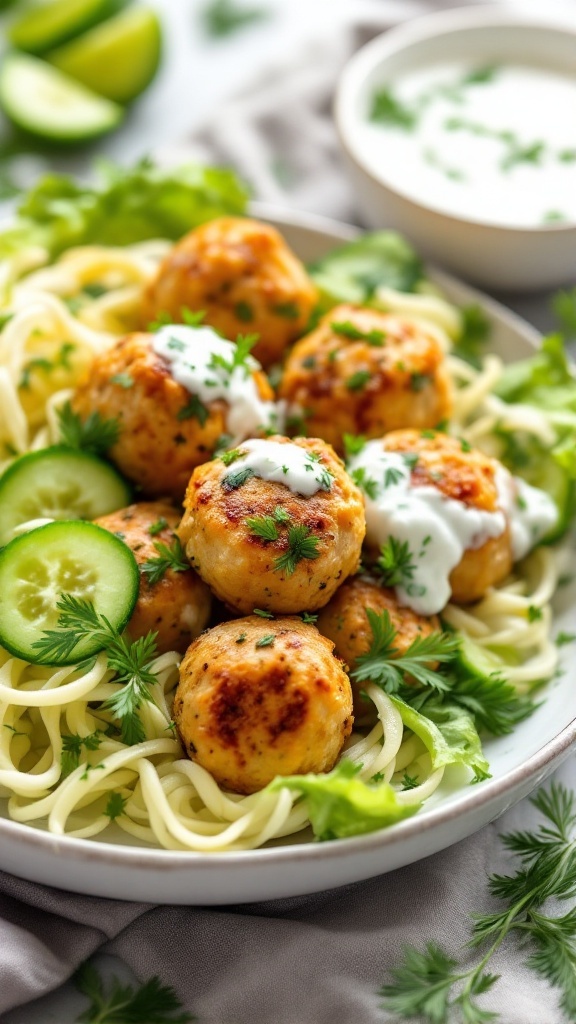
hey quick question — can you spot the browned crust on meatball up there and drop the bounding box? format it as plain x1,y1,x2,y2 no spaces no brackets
278,305,453,452
141,217,318,368
94,501,211,653
173,616,353,793
317,575,440,715
72,332,274,500
177,435,366,614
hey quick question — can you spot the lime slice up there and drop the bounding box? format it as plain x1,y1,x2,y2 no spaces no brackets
48,7,162,104
0,54,123,141
8,0,126,56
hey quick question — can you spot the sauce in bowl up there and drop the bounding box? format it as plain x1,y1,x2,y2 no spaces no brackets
361,62,576,229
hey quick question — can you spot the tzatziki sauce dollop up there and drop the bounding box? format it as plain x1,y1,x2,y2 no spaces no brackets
348,440,557,615
222,438,333,497
152,324,281,442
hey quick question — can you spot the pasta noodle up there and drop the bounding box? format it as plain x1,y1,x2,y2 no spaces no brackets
0,240,561,851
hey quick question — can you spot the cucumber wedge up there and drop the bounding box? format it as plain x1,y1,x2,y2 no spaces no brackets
0,521,139,664
0,54,123,142
48,7,162,104
456,635,510,683
8,0,127,55
0,446,130,545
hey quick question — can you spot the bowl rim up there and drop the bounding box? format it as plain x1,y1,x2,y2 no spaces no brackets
334,3,576,236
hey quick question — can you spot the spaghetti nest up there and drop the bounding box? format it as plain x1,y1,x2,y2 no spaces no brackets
0,240,562,851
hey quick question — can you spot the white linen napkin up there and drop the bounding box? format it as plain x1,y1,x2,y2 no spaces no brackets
1,2,574,1021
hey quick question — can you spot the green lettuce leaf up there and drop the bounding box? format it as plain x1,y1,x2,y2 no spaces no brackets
494,333,576,404
389,696,490,783
308,231,424,308
0,157,249,268
269,759,420,841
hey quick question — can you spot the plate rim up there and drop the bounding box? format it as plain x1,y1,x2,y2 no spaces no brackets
0,203,573,875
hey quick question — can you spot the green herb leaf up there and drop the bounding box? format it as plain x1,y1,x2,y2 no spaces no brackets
370,87,418,130
346,369,371,392
177,395,209,425
141,539,189,585
105,792,128,821
201,0,268,37
352,609,458,694
375,537,418,588
74,960,194,1023
221,466,254,490
57,401,120,457
245,515,279,541
61,731,102,777
148,518,169,537
274,524,320,576
255,634,275,648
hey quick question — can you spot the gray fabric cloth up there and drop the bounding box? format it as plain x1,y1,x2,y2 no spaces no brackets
1,2,574,1021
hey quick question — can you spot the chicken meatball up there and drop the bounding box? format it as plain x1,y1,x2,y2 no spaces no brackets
94,502,211,654
279,304,452,452
72,326,277,500
141,217,318,368
173,615,353,794
178,435,366,614
317,575,440,715
347,429,516,612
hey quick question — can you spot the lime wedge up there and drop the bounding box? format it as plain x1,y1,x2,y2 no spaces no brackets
48,7,162,104
0,54,123,141
8,0,126,56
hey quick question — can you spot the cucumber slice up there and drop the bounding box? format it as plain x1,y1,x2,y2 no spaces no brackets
523,459,575,545
0,521,139,663
48,8,162,104
0,446,130,546
0,54,123,142
456,634,508,683
8,0,126,55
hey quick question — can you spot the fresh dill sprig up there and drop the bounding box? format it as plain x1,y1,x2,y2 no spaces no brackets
74,961,194,1023
375,537,418,588
61,731,102,777
379,782,576,1023
57,401,120,456
274,524,320,576
141,538,189,585
33,595,159,745
352,609,458,693
443,669,537,736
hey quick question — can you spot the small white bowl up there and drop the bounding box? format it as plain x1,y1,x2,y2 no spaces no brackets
335,5,576,291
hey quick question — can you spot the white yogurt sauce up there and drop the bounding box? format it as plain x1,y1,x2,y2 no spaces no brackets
152,325,280,441
348,441,557,614
496,468,558,561
222,438,333,496
360,63,576,227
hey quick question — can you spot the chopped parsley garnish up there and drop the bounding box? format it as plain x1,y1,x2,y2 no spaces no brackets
20,341,76,390
273,505,291,523
177,394,209,425
369,87,417,130
375,537,418,589
350,467,379,500
148,518,169,537
255,634,275,648
305,450,333,490
235,632,247,644
110,373,134,389
301,612,318,624
208,332,258,377
346,370,371,392
351,609,458,693
528,605,543,623
410,372,430,392
246,515,280,541
273,301,300,319
274,525,320,576
253,608,274,618
105,792,128,821
222,466,254,490
383,466,405,488
57,402,120,456
460,437,472,453
556,632,576,646
61,731,102,777
343,433,366,458
141,538,189,585
234,300,253,322
219,447,244,466
401,772,420,791
331,320,385,346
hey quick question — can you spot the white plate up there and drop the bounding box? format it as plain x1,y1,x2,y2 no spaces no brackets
0,206,574,905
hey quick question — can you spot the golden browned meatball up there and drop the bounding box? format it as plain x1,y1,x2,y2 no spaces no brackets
347,430,514,611
317,575,440,715
279,304,452,452
94,502,211,654
141,217,318,367
72,329,276,500
178,435,366,614
173,615,353,794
